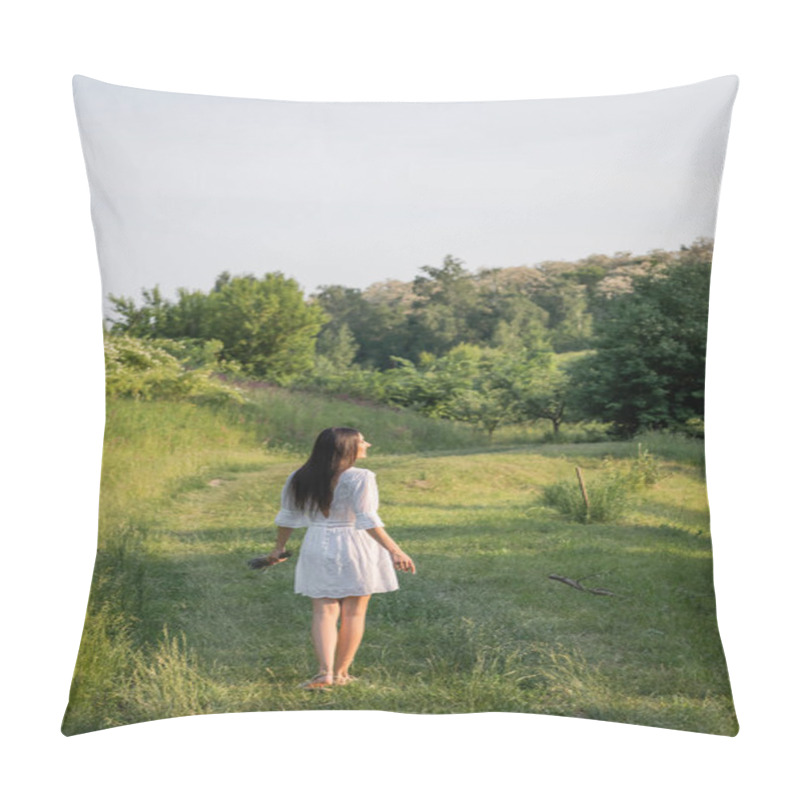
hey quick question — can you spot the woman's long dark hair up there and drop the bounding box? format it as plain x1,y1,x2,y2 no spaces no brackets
290,427,362,515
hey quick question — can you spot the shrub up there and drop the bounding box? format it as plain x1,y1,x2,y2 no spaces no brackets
104,335,245,406
541,451,662,524
542,469,632,523
628,444,661,488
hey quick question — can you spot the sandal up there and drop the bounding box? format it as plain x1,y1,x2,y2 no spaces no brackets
299,673,333,690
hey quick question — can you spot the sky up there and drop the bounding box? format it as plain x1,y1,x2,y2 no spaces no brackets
74,75,738,306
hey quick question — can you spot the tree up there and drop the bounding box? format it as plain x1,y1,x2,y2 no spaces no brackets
381,343,555,439
206,273,326,380
108,285,212,339
405,255,488,358
313,283,409,369
109,272,325,381
569,259,711,436
515,366,569,437
530,266,594,351
316,322,358,370
107,286,170,336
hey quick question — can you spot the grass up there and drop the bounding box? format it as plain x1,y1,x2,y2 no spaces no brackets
237,385,490,454
62,395,735,736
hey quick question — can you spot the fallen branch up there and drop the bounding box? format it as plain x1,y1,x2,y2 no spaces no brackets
548,573,617,596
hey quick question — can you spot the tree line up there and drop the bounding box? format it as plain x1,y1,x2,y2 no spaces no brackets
107,239,713,438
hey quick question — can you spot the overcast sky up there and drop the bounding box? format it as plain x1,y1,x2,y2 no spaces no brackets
74,75,737,305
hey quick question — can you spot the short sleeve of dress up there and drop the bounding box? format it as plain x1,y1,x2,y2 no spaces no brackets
353,470,385,530
274,474,309,528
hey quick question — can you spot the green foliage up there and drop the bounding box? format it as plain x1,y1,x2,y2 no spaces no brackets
315,255,555,368
106,240,714,440
542,470,631,523
108,286,172,337
380,346,527,436
568,257,712,436
512,361,569,436
206,273,325,379
405,255,493,358
315,321,359,369
542,449,661,524
377,341,571,440
679,417,705,439
104,335,245,405
109,272,324,381
629,444,662,488
312,283,410,369
382,349,481,417
290,358,387,403
533,271,594,351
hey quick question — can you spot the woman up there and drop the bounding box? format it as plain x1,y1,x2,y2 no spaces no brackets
267,427,416,689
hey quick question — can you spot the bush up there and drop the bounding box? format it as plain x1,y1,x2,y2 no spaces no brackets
541,450,661,524
104,335,245,406
628,444,661,488
542,469,631,523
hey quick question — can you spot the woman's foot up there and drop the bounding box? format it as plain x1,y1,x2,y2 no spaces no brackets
334,674,359,686
299,672,333,690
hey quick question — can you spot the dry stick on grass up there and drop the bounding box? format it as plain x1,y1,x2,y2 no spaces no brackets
575,466,590,522
548,573,618,596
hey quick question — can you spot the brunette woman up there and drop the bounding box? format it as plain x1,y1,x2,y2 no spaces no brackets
267,427,415,688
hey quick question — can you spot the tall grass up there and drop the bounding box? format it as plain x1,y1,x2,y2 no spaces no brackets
633,430,705,465
63,398,266,735
99,399,265,539
238,385,488,454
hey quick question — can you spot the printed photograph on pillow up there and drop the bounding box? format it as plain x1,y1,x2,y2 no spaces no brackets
64,75,738,735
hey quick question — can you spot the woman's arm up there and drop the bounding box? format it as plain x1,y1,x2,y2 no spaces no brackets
267,526,293,560
365,526,416,573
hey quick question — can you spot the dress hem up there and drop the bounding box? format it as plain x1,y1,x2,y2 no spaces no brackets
294,587,399,599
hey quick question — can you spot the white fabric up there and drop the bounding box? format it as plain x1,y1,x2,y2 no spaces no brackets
275,467,398,598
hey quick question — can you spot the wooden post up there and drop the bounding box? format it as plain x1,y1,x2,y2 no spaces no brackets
575,466,590,521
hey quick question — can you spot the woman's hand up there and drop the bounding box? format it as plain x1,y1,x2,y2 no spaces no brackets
268,547,290,564
392,550,416,574
364,526,416,573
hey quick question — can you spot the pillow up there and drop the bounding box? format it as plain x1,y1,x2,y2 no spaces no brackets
64,75,738,736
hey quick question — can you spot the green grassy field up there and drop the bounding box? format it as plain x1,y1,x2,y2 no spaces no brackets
62,394,736,736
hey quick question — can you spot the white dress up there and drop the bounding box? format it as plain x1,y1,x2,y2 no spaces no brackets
274,467,399,598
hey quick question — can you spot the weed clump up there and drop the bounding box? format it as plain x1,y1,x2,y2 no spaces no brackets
541,447,661,523
542,471,630,523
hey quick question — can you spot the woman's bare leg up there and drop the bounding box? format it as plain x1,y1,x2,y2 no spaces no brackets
334,595,371,681
310,598,340,683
